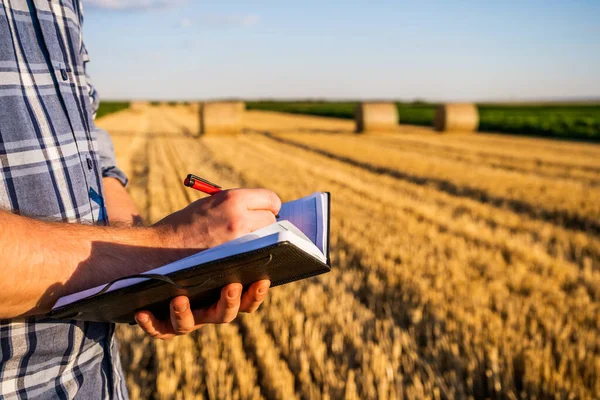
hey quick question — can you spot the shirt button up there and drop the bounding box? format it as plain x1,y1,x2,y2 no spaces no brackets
60,68,68,81
87,157,93,170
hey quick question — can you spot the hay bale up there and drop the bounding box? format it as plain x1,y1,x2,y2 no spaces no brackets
355,102,399,133
235,101,246,113
199,101,245,135
434,103,479,132
130,101,148,112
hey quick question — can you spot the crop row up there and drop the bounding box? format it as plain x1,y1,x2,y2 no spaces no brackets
265,131,600,233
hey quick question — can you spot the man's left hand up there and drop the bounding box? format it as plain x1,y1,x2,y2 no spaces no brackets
134,280,270,340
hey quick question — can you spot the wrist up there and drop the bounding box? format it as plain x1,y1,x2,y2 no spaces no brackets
151,209,209,250
149,223,181,249
146,225,201,264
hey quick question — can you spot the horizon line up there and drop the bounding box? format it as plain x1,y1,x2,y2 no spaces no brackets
102,95,600,105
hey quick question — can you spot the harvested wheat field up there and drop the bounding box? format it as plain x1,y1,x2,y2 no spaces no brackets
96,103,600,400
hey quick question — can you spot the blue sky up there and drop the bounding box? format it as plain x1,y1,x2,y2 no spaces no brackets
82,0,600,102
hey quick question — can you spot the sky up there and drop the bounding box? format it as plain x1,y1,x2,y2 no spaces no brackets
81,0,600,102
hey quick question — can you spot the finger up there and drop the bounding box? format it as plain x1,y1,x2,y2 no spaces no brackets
240,280,270,313
193,283,242,324
169,296,198,335
246,210,277,232
240,189,281,215
135,310,175,340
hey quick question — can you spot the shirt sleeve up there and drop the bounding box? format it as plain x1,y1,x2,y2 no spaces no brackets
80,26,129,187
94,127,129,187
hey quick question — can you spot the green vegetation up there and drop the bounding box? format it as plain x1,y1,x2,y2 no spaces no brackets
247,101,358,119
96,101,130,119
478,105,600,140
246,101,600,141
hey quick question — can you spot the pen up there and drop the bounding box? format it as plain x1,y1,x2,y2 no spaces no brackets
183,174,221,196
183,174,222,195
184,174,280,218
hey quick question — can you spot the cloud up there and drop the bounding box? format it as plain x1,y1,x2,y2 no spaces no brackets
179,14,260,28
84,0,187,11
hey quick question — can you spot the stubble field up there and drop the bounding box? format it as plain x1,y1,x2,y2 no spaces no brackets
96,104,600,400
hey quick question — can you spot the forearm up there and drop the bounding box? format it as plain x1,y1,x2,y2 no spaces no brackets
0,211,192,318
103,177,143,226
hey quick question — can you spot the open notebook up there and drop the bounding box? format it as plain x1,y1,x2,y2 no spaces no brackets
48,192,331,323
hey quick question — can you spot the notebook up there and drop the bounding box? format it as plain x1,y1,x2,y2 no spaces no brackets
48,192,331,323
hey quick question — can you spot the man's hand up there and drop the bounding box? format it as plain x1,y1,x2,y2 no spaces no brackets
137,188,281,339
135,280,271,340
154,188,282,249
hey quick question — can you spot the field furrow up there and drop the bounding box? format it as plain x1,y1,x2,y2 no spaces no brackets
366,133,600,171
258,131,600,235
362,135,600,186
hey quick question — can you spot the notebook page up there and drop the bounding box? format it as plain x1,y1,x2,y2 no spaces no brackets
316,192,329,255
277,192,328,255
277,193,320,246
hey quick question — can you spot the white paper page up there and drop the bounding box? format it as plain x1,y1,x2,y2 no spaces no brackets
277,192,328,255
316,192,329,255
278,193,319,248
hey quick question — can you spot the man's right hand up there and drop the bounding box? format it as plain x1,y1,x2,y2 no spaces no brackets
153,188,282,250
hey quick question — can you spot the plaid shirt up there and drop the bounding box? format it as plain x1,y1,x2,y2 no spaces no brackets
0,0,128,398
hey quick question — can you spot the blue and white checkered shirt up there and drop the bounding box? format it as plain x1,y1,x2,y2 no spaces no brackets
1,0,128,398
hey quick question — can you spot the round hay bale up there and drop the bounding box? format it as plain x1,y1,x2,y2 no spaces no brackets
130,101,148,112
188,102,201,113
354,102,399,133
199,101,245,136
434,103,479,132
235,101,246,113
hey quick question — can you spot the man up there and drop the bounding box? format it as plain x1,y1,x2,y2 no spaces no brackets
0,0,279,398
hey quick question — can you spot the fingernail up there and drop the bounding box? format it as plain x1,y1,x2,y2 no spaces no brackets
136,314,148,324
174,303,187,313
258,286,267,295
227,288,240,299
